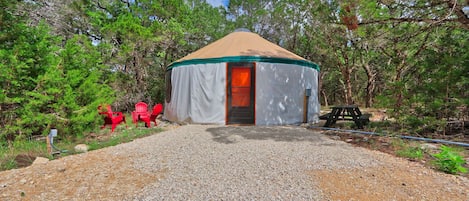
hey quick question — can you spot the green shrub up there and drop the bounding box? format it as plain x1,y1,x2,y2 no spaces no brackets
431,145,467,174
397,115,446,134
0,139,49,170
396,146,424,160
0,158,17,170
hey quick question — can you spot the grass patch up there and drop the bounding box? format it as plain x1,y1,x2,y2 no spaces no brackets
0,140,49,170
390,138,424,160
86,127,162,151
396,146,424,160
0,157,17,170
0,119,165,171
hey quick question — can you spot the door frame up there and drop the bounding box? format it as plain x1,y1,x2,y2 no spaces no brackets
226,62,256,125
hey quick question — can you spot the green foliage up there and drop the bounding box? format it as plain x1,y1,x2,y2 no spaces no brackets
2,0,468,143
390,139,424,161
432,145,467,174
78,0,231,108
0,5,115,142
58,35,115,133
0,20,61,140
396,146,424,160
0,139,48,170
0,158,17,170
86,127,162,151
373,95,394,109
397,114,446,135
11,140,47,152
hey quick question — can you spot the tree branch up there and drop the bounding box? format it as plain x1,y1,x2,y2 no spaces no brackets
52,113,69,122
358,17,462,25
446,0,469,29
360,0,469,30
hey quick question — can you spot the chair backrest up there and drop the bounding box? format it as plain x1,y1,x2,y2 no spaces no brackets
135,102,148,113
98,105,113,117
152,103,163,116
106,105,113,113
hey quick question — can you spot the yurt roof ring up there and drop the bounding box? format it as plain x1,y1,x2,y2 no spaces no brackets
167,56,320,71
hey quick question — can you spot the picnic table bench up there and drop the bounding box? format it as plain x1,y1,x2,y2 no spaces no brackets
319,105,371,129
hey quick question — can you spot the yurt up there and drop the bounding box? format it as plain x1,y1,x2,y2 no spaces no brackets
164,30,320,125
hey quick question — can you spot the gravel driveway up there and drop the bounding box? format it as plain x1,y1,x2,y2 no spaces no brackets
1,124,468,200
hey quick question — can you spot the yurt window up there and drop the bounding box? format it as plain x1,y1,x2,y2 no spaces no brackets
165,70,172,103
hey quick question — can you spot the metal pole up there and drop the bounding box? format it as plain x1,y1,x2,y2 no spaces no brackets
310,126,469,147
304,89,311,123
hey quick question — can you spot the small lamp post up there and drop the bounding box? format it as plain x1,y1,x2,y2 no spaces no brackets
47,128,58,155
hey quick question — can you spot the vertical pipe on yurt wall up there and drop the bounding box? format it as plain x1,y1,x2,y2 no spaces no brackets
303,88,311,123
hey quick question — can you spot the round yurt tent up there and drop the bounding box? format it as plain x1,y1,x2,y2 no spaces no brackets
164,30,320,125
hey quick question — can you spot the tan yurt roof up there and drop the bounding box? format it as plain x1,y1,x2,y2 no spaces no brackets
178,31,306,62
169,30,319,70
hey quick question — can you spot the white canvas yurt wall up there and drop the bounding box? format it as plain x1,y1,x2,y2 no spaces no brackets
255,62,318,125
164,30,320,125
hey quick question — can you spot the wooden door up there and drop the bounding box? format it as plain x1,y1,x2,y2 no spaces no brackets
227,62,255,124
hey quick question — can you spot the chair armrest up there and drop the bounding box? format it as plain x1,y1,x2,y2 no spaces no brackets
138,112,150,119
112,112,123,117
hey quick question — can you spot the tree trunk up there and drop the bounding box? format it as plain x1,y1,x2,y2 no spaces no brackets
342,67,354,105
363,63,376,108
319,72,328,107
322,91,329,107
394,58,406,109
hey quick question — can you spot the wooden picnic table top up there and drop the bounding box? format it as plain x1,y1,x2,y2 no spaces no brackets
323,105,370,129
331,105,359,109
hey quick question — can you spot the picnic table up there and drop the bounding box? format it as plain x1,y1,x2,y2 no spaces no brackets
319,105,370,129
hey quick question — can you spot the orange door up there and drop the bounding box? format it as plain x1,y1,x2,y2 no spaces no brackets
227,62,255,124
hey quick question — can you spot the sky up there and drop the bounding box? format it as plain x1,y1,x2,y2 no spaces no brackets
206,0,229,8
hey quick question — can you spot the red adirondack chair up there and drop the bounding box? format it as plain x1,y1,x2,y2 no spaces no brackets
132,102,151,128
150,103,163,126
98,105,127,132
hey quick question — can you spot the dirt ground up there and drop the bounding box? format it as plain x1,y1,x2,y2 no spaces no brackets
320,129,469,172
311,130,469,201
0,122,468,200
312,108,469,180
311,108,469,200
310,165,468,201
0,148,167,200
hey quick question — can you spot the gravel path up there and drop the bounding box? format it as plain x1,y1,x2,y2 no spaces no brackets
127,125,382,200
1,124,468,200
